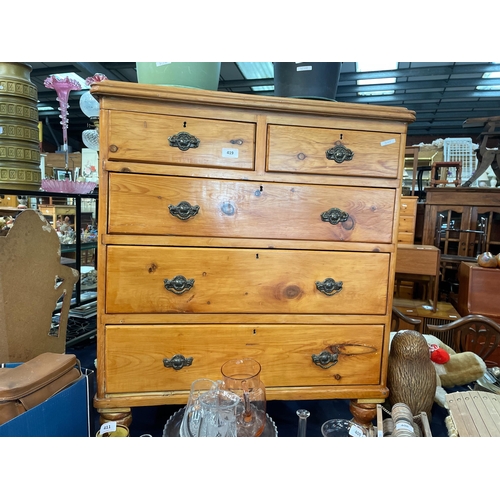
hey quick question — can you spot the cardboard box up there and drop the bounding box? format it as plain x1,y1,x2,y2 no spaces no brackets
0,368,94,437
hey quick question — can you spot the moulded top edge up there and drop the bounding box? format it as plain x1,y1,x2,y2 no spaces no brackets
90,80,416,124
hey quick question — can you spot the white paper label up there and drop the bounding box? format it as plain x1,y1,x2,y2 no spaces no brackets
99,422,117,435
222,148,239,158
155,62,171,67
297,66,312,72
0,126,3,134
349,425,366,437
395,421,414,432
381,138,396,146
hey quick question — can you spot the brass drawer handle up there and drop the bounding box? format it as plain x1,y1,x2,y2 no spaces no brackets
169,201,200,220
168,131,200,151
164,275,195,294
163,354,193,370
326,141,354,163
321,207,349,225
312,349,339,369
316,278,343,296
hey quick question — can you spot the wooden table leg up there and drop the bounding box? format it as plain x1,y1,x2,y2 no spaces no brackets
97,408,133,428
349,400,378,430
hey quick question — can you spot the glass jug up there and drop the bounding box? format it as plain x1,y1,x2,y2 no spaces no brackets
180,378,240,437
221,358,267,437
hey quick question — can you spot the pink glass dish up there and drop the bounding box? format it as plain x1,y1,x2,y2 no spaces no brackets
41,179,97,194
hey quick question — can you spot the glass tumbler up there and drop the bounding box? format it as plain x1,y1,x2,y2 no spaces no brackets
221,358,267,437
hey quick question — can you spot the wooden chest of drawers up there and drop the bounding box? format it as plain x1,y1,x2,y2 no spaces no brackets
397,196,418,244
91,81,415,426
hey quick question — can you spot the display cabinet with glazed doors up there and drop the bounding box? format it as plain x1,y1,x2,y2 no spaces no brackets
422,187,500,300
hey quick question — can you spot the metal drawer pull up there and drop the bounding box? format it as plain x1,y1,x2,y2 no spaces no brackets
169,201,200,220
316,278,343,296
163,354,193,370
168,131,200,151
321,207,349,225
326,141,354,163
164,275,195,294
312,349,339,369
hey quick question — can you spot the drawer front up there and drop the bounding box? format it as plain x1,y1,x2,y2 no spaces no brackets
397,232,414,244
104,324,384,393
398,216,415,234
267,124,401,178
38,205,75,217
108,173,396,243
106,246,390,314
107,110,255,170
399,197,417,216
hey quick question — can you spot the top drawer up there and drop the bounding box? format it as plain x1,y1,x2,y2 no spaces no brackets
399,196,418,216
267,124,401,178
106,110,256,170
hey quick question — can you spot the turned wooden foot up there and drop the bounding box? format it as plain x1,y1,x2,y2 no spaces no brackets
349,400,377,430
98,408,133,429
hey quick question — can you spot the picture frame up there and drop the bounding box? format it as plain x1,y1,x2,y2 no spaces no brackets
55,169,72,181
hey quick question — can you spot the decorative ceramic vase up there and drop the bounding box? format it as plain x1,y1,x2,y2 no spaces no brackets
273,62,342,101
0,62,41,190
136,62,221,90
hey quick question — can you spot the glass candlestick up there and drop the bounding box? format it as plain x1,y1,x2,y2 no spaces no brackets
296,409,310,437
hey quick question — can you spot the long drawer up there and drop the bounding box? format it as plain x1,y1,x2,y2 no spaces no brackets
106,110,255,170
108,172,396,243
105,246,390,314
103,323,385,393
267,124,401,178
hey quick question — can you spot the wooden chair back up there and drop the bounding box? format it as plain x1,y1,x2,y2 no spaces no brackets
0,210,79,363
426,314,500,361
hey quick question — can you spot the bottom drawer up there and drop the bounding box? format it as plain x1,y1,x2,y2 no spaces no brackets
103,323,385,393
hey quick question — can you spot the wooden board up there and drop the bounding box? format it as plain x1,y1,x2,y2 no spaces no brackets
446,391,500,436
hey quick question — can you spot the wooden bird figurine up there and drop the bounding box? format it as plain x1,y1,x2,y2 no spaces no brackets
388,329,437,421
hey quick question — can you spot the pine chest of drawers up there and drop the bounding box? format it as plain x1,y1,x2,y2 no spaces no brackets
91,80,415,427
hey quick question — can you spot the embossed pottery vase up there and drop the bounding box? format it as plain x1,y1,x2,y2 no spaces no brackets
0,62,41,190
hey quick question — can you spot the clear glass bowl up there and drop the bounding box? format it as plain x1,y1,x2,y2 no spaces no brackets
321,419,367,437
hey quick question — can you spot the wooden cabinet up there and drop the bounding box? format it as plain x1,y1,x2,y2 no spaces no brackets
92,80,415,426
422,188,500,256
422,188,500,295
457,262,500,366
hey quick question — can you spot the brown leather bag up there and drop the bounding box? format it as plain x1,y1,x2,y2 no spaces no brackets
0,352,82,426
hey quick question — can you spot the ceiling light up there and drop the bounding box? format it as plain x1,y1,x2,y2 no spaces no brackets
477,66,500,91
356,62,397,96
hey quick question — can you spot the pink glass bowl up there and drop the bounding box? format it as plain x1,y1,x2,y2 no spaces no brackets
41,179,97,194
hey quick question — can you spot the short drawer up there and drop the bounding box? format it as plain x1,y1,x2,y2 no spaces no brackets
103,323,384,393
267,124,401,178
397,232,415,244
108,172,396,243
105,246,390,315
106,110,255,170
399,196,417,216
398,216,415,234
